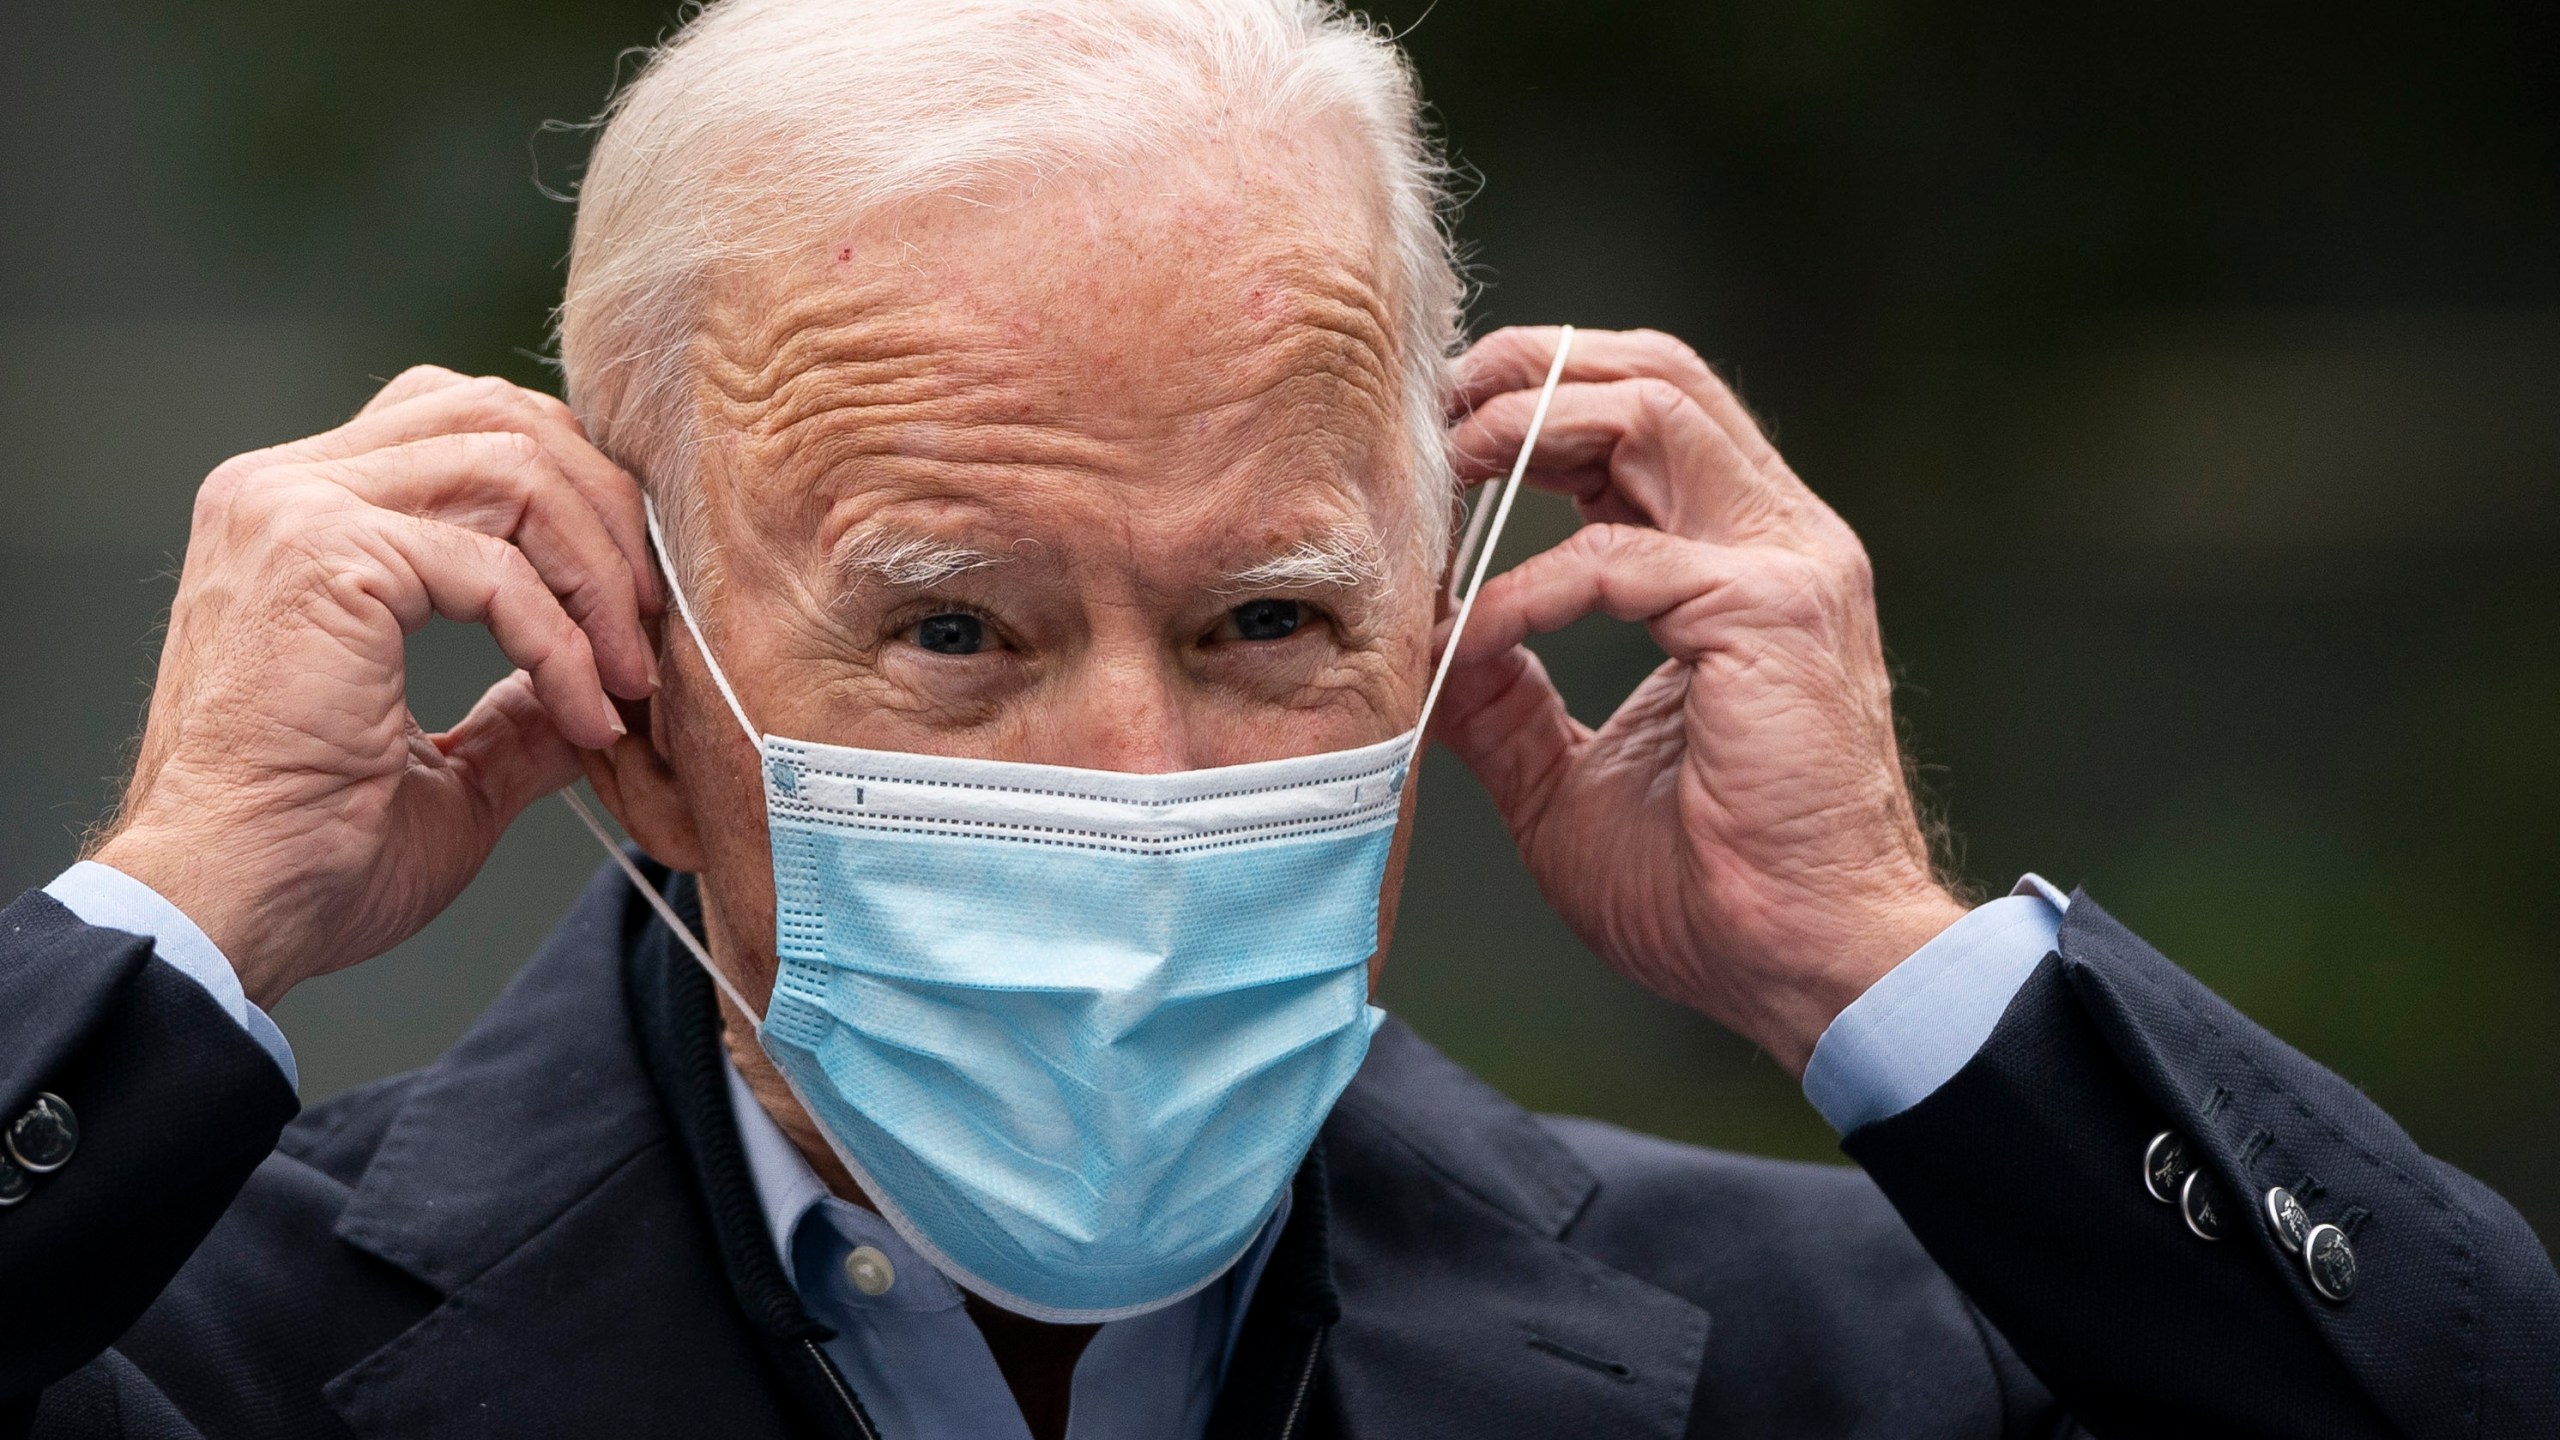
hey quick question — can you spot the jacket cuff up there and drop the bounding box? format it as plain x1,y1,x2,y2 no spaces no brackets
1802,875,2065,1132
44,861,296,1091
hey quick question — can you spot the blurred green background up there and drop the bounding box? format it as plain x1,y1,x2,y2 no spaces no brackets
3,2,2553,1245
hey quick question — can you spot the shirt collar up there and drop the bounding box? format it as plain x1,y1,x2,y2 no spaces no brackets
723,1059,849,1282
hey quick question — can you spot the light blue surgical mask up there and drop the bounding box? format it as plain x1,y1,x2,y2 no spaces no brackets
570,328,1575,1321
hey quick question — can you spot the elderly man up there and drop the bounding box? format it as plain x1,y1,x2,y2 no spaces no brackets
2,1,2552,1436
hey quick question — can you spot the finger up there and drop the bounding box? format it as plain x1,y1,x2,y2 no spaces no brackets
431,670,584,835
311,376,658,616
1448,378,1805,546
366,514,625,749
1451,326,1779,471
356,364,475,419
1450,523,1768,667
1429,640,1589,834
293,432,655,699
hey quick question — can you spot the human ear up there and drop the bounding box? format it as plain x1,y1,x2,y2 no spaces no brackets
580,687,711,874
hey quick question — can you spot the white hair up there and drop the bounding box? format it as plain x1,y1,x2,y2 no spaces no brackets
555,0,1465,591
1214,526,1388,594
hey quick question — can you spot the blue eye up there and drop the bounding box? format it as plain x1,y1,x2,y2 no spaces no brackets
1229,599,1303,641
914,613,986,654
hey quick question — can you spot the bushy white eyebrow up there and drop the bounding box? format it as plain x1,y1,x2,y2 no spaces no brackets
1213,528,1388,595
833,530,1016,588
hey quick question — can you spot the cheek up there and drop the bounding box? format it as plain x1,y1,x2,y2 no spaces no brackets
663,669,784,991
1370,774,1423,985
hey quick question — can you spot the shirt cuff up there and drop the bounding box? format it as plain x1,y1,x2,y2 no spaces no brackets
1801,874,2067,1135
43,860,298,1091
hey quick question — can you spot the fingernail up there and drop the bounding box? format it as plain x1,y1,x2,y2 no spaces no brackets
646,652,661,691
609,711,628,738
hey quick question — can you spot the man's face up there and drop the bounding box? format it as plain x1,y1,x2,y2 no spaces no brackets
647,130,1437,993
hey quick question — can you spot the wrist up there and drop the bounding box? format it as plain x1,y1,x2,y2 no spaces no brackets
1743,887,1972,1077
89,827,299,1009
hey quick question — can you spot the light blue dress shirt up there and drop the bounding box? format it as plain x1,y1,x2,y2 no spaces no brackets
43,860,298,1091
722,1059,1285,1439
39,858,2075,1429
1801,874,2071,1134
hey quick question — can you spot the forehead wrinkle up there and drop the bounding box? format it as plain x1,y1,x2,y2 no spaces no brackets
702,318,1118,476
693,283,951,420
1191,264,1399,426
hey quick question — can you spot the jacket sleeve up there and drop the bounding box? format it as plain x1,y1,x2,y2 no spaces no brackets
1843,890,2559,1439
0,888,300,1427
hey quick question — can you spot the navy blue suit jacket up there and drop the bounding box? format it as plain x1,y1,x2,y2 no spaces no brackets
1,863,2552,1437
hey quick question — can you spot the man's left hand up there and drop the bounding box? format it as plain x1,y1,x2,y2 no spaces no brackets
1435,326,1968,1074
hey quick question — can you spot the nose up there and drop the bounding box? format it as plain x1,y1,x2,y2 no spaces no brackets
1025,643,1193,774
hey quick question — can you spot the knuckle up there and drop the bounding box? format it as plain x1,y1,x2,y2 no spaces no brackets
1629,328,1708,370
468,428,546,471
1470,325,1542,370
300,535,406,619
500,541,555,597
264,487,345,533
194,455,259,516
207,465,321,538
1567,521,1640,564
1832,537,1875,590
525,389,580,426
391,363,463,389
448,376,529,428
1625,376,1696,427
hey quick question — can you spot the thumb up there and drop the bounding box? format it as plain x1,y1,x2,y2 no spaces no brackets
1431,640,1587,836
434,669,584,839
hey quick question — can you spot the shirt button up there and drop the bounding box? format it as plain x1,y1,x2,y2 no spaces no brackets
0,1148,28,1208
2179,1168,2230,1241
6,1093,76,1174
2262,1186,2312,1254
2302,1223,2358,1302
2143,1130,2193,1205
844,1244,896,1297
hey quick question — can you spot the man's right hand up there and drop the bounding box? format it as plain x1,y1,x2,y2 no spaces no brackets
89,366,660,1009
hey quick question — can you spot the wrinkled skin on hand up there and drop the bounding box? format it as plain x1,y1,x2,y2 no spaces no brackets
1435,327,1966,1073
91,368,661,1008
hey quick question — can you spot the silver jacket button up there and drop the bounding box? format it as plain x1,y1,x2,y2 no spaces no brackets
844,1244,896,1297
2180,1168,2230,1241
2302,1224,2359,1302
2144,1130,2193,1205
5,1093,76,1174
0,1148,28,1208
2263,1186,2312,1255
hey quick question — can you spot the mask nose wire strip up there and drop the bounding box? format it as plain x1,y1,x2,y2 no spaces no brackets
560,784,769,1027
642,498,763,753
1412,324,1574,754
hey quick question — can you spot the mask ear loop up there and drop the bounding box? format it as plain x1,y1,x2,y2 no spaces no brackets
560,787,768,1025
555,496,772,1027
1411,324,1574,754
643,498,763,753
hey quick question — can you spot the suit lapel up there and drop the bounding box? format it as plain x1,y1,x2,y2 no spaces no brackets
320,867,802,1439
1313,1021,1712,1439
